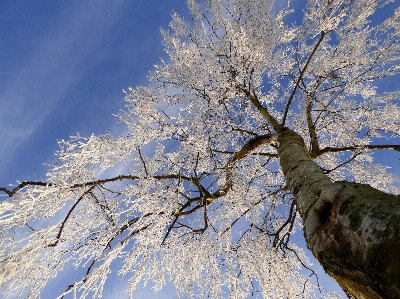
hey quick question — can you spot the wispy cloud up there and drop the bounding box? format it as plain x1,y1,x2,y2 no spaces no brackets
0,1,127,172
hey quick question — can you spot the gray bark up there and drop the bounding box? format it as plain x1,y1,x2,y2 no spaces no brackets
278,128,400,299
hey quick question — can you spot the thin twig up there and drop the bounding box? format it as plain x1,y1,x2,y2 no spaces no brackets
137,147,149,176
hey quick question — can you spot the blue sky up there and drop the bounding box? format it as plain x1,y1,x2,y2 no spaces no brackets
0,0,188,184
1,0,399,298
0,1,189,297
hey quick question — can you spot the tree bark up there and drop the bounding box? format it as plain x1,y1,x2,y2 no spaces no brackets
278,128,400,299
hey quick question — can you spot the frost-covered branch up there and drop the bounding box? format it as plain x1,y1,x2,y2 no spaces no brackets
282,31,326,127
2,0,400,298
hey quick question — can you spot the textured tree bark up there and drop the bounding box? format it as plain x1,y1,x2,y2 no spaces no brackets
278,129,400,299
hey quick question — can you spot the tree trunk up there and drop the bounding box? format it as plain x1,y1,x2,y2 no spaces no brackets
278,129,400,299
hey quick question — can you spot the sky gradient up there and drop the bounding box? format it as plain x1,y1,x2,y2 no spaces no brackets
1,1,399,298
1,1,189,297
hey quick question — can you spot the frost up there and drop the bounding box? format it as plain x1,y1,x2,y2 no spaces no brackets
1,0,400,298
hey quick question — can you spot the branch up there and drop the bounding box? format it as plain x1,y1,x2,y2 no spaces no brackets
284,245,322,296
161,215,179,245
0,174,199,197
282,31,326,127
211,149,278,158
238,86,281,132
61,259,97,299
120,223,154,244
60,215,155,298
319,144,400,155
48,186,95,248
321,152,361,174
306,95,321,158
137,147,149,176
226,134,278,166
212,134,278,198
0,181,50,197
272,200,296,248
231,127,259,136
1,171,220,246
220,198,264,236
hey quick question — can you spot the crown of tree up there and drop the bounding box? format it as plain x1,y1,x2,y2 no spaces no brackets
1,1,400,298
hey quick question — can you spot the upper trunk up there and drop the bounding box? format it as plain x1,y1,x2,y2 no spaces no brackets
278,128,400,299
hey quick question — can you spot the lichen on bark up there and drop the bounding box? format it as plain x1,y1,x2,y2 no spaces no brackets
278,129,400,299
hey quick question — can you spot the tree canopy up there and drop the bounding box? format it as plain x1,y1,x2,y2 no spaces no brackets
1,0,400,298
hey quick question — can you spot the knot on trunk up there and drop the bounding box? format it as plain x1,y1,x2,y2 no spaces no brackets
304,183,343,241
306,182,400,299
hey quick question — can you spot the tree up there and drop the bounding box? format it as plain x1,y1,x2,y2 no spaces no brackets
1,0,400,298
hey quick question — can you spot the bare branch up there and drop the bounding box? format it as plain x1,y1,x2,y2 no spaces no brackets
321,152,362,174
0,181,51,197
161,215,179,245
319,144,400,155
211,149,278,158
48,186,95,248
226,134,278,166
282,31,326,127
272,200,296,248
137,147,149,176
306,95,321,158
239,87,281,132
213,134,278,199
